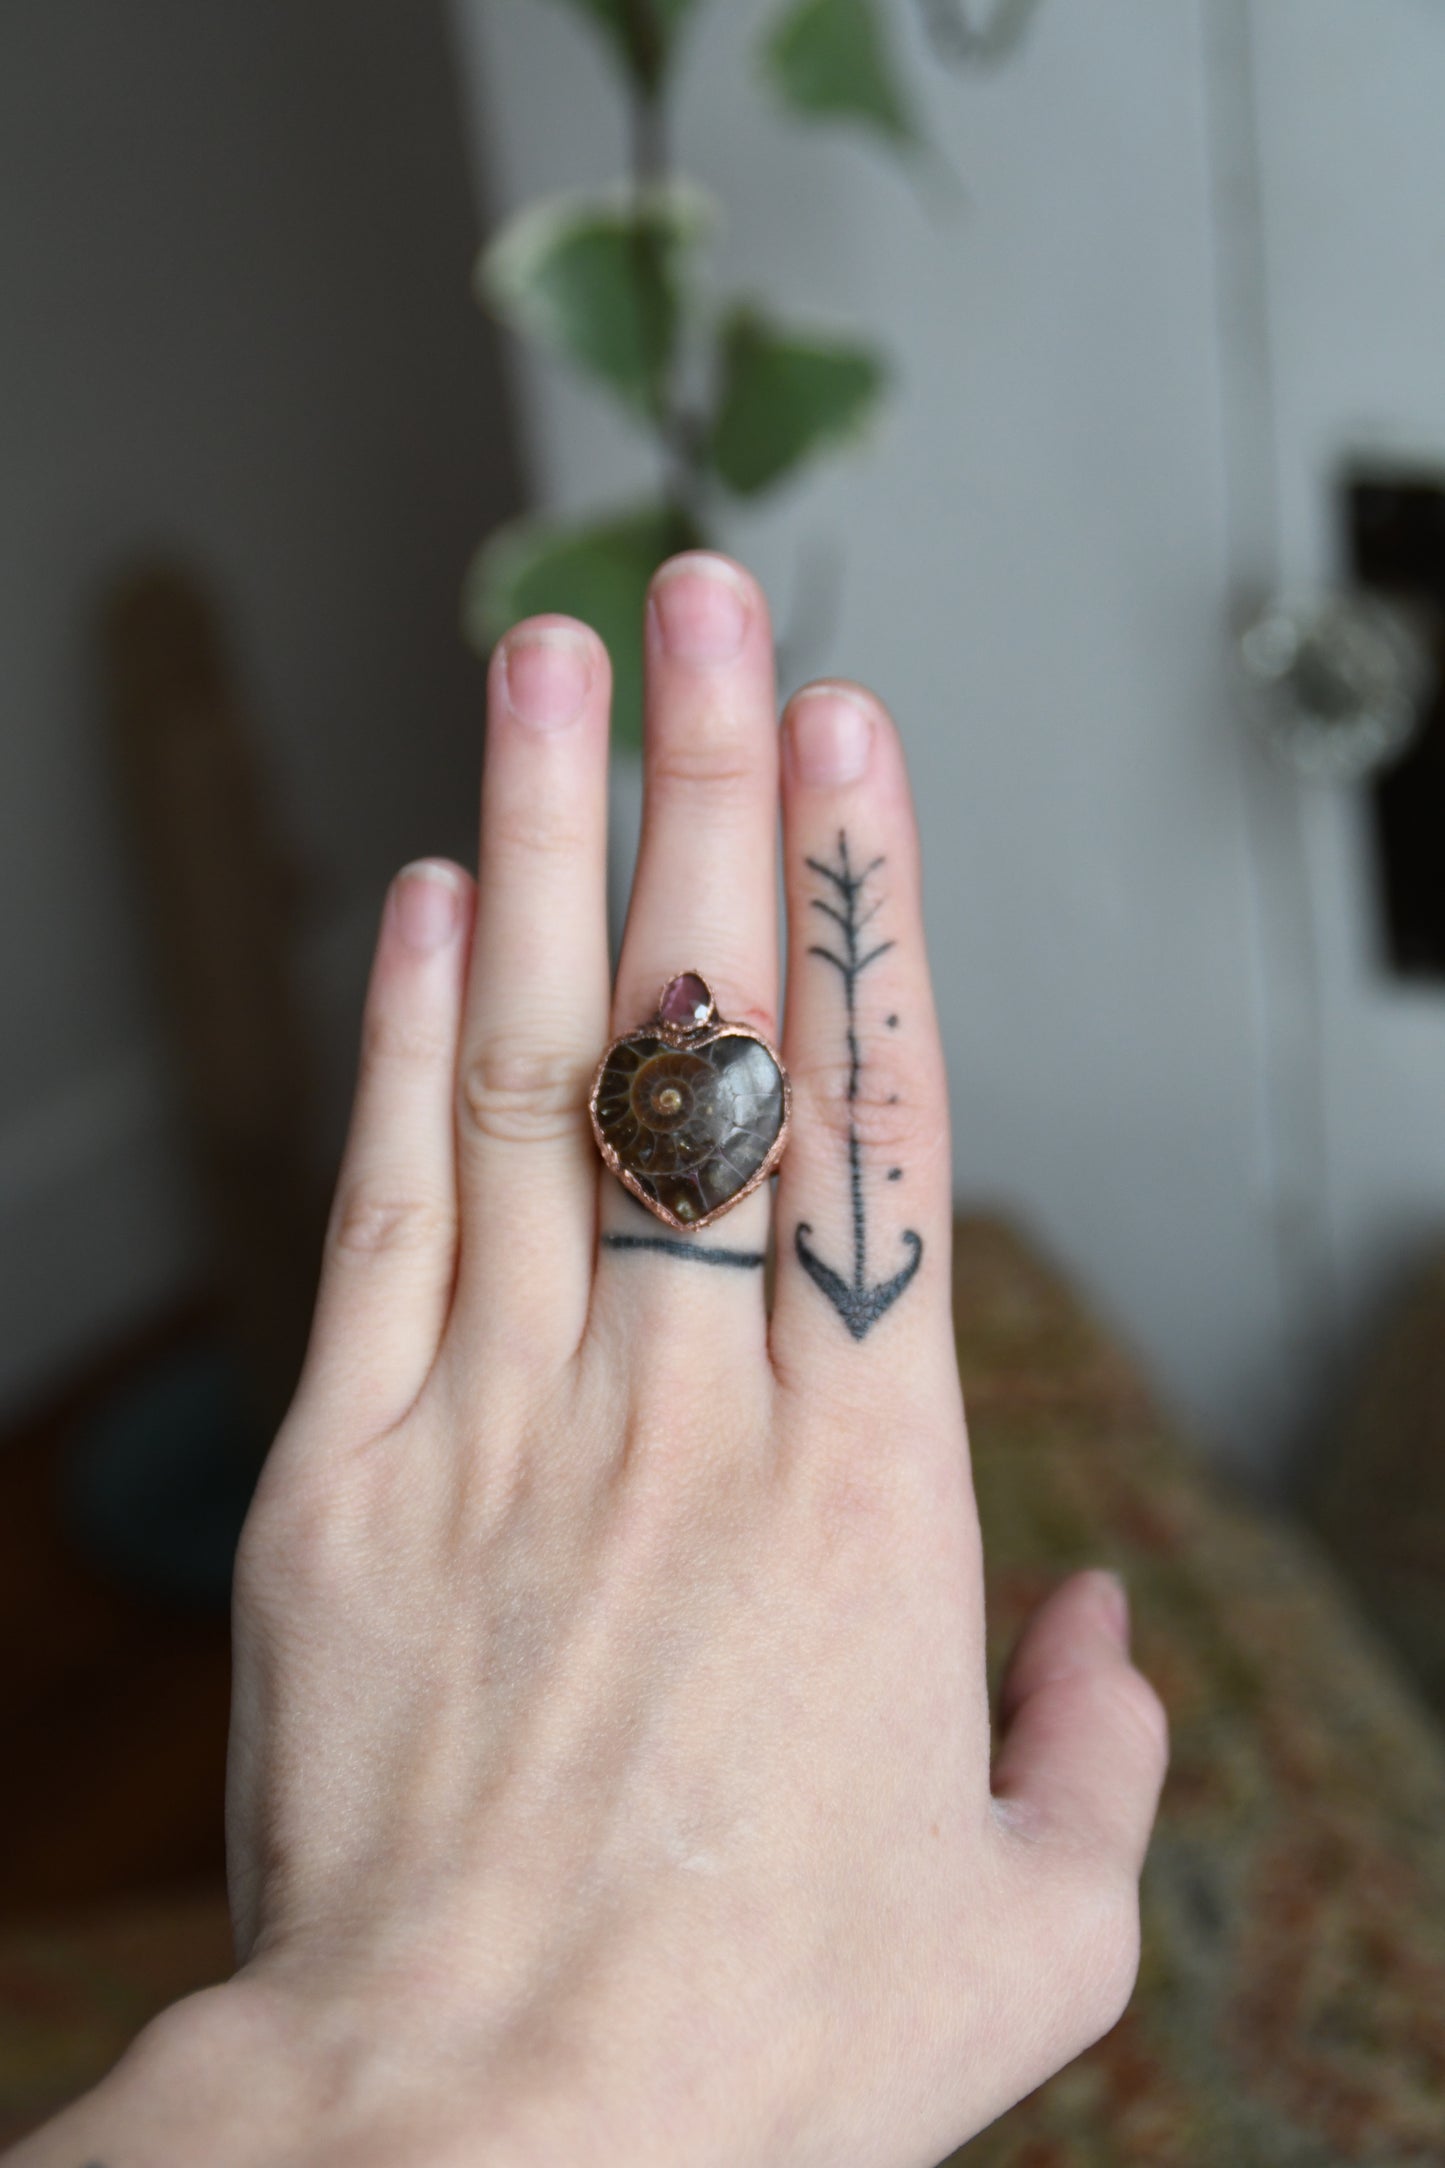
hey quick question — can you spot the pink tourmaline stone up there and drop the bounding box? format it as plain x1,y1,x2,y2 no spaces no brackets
659,972,713,1027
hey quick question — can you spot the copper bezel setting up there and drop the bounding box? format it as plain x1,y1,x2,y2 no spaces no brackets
588,971,792,1234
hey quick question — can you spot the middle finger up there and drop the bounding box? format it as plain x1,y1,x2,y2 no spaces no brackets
593,553,782,1344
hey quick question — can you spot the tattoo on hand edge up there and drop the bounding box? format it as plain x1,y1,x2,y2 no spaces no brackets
795,830,923,1339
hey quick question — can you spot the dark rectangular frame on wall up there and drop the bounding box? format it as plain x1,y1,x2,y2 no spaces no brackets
1346,469,1445,981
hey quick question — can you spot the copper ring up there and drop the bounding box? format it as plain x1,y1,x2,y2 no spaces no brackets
588,972,792,1234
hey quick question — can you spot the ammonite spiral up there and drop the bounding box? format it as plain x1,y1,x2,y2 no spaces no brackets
589,973,790,1231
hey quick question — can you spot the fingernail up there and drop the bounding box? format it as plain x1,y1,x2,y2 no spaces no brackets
392,861,464,953
649,554,750,663
501,625,593,730
1093,1570,1131,1650
787,685,874,786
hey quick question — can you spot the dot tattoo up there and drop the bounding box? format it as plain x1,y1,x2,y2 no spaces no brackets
794,831,924,1340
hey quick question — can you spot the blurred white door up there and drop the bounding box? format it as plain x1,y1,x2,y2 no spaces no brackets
1223,0,1445,1452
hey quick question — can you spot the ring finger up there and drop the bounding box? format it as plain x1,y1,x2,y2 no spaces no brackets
769,682,958,1395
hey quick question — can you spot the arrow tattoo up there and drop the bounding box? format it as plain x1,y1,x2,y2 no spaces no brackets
795,831,923,1340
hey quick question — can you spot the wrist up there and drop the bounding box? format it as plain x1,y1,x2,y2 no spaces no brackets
6,1964,787,2168
5,1978,394,2168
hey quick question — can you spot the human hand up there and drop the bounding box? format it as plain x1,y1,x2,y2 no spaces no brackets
17,555,1166,2168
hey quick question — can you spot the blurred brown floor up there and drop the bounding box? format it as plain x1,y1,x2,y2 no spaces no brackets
0,1312,230,1923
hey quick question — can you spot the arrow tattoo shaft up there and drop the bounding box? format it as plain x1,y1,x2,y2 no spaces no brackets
795,832,923,1341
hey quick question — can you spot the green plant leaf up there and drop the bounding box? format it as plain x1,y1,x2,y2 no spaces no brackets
708,309,887,497
545,0,701,93
462,504,703,751
479,185,710,417
762,0,917,147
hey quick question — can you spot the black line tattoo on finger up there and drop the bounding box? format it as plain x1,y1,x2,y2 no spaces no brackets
795,830,923,1339
602,1233,766,1270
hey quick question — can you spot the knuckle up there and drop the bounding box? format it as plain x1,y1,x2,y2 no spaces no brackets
648,723,757,797
784,1407,950,1569
621,1349,768,1485
361,1013,454,1073
806,1450,912,1562
1063,1871,1143,2040
460,1038,589,1146
796,1053,944,1160
1094,1662,1171,1772
329,1182,454,1260
235,1473,349,1620
236,1432,414,1623
488,804,590,863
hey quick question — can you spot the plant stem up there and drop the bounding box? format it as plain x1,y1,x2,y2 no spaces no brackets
628,70,668,191
623,4,706,532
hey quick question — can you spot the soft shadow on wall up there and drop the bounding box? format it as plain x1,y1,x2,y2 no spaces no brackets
0,0,523,1427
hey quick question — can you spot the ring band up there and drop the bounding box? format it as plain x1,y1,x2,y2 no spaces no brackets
589,973,791,1233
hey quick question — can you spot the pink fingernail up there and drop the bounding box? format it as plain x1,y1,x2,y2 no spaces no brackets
502,625,594,730
393,861,464,953
787,686,874,786
649,554,750,664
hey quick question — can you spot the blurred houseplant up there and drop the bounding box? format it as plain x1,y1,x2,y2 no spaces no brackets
463,0,940,747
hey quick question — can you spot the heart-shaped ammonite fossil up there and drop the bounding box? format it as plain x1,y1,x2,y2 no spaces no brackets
589,972,791,1232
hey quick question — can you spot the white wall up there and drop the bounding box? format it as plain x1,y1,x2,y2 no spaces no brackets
455,0,1298,1471
0,2,517,1416
14,0,1439,1474
1249,0,1445,1413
